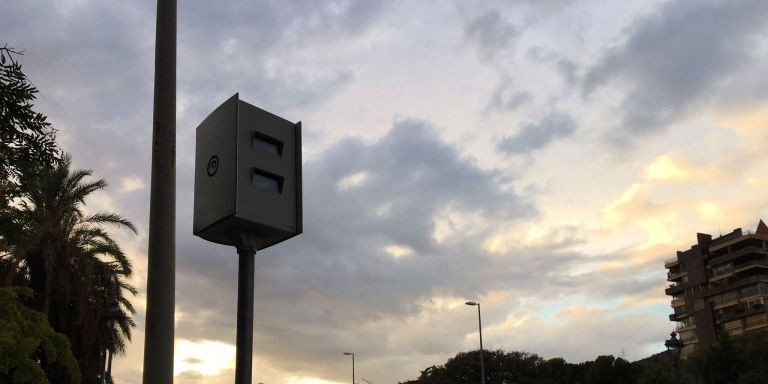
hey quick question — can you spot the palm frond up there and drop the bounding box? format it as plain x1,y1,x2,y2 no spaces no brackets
82,212,137,234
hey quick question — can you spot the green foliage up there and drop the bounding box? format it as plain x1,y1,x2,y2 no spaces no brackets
0,46,60,197
0,287,80,383
636,358,675,384
684,331,768,384
401,333,768,384
401,350,582,384
4,156,137,382
0,46,136,383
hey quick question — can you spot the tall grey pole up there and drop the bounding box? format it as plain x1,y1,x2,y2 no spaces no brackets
142,0,176,382
235,247,256,384
477,303,485,384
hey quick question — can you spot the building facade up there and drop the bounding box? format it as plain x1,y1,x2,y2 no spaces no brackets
665,220,768,358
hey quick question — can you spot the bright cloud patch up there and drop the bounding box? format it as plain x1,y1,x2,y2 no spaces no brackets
384,244,414,258
285,376,344,384
120,176,145,192
644,155,688,181
174,339,235,377
337,171,370,190
698,202,721,221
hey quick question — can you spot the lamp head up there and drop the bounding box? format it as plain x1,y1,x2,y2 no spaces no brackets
343,352,353,356
465,301,478,306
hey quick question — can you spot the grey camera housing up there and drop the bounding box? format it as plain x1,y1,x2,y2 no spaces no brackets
193,93,302,250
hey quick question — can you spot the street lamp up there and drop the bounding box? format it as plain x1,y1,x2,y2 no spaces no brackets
343,352,355,384
665,331,684,383
466,301,486,384
100,301,127,384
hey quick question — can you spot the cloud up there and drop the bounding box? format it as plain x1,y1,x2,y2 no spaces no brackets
488,82,533,112
172,119,610,381
497,113,576,155
583,0,768,144
463,9,521,62
491,304,670,362
10,1,768,382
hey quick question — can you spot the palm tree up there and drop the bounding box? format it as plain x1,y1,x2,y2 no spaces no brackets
1,155,136,382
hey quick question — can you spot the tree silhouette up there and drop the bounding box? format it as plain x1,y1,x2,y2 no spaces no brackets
0,45,60,197
3,156,137,382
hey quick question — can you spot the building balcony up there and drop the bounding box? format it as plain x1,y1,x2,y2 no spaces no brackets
745,323,768,331
675,323,696,332
709,271,733,282
670,312,689,321
715,302,767,324
703,275,768,296
671,297,685,307
666,282,687,295
709,246,768,266
665,257,680,268
745,313,768,330
734,260,768,273
667,270,687,281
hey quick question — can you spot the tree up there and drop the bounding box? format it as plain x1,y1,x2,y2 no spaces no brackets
1,45,61,287
402,350,552,384
685,331,768,384
0,46,60,197
0,287,80,383
585,355,636,384
2,156,136,382
540,357,579,384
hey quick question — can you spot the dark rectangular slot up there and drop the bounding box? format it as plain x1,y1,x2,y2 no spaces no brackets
251,169,283,193
252,132,283,156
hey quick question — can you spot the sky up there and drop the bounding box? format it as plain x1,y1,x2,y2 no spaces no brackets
3,0,768,382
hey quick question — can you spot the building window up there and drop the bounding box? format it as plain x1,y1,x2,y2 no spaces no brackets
679,330,696,342
711,263,733,277
744,297,765,308
676,317,695,330
711,291,738,306
740,283,768,298
745,313,768,328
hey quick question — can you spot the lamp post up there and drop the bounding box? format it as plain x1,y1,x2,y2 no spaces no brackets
100,301,127,384
343,352,355,384
144,0,177,381
665,331,684,383
465,301,485,384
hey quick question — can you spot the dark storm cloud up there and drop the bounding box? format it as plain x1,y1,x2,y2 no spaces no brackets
583,0,768,143
498,113,576,155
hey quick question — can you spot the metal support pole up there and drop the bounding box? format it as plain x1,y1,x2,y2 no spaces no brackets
235,247,256,384
352,353,355,384
107,351,113,381
101,348,108,384
142,0,176,382
477,304,485,384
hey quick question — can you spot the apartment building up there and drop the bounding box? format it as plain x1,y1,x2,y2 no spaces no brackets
665,220,768,358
